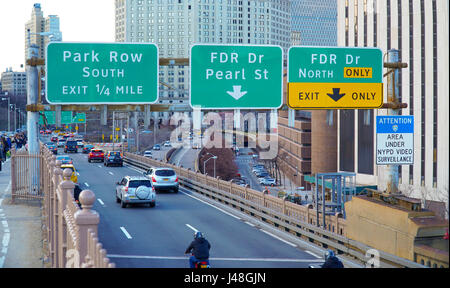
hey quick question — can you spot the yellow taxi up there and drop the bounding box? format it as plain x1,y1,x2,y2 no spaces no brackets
61,163,78,183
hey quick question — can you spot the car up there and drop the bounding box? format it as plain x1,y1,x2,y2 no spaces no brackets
259,177,276,186
51,136,58,142
88,149,104,162
192,142,201,149
77,141,84,148
57,138,66,148
64,140,78,153
82,144,94,154
153,144,161,150
46,143,58,155
255,171,270,178
60,163,78,183
56,155,73,165
163,141,171,147
116,176,156,208
252,167,266,174
143,150,153,157
143,167,178,193
104,151,123,167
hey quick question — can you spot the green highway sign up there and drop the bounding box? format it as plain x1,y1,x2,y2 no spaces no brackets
72,113,86,123
39,111,55,125
46,42,159,104
61,111,73,124
288,46,383,109
190,44,283,110
39,111,72,125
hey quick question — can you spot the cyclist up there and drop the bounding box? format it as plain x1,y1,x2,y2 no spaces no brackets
321,250,344,268
185,231,211,268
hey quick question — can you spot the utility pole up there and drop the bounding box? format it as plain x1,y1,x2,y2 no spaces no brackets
26,43,41,195
384,49,408,194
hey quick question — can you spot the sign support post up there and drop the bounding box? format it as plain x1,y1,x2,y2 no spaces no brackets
386,50,400,194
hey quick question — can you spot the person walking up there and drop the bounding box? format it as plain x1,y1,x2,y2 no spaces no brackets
0,137,4,171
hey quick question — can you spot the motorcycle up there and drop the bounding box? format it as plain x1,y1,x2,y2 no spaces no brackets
195,259,211,268
187,254,211,268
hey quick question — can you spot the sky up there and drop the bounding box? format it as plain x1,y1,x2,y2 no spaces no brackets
0,0,115,72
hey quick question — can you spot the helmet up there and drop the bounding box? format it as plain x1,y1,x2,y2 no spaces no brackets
194,231,204,239
324,250,335,260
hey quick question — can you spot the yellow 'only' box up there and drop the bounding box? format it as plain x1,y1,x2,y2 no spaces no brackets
287,82,383,109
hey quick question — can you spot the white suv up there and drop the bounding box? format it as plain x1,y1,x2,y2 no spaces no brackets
116,176,156,208
143,167,179,193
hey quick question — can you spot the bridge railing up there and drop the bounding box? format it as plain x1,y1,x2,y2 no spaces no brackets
123,151,425,268
37,144,115,268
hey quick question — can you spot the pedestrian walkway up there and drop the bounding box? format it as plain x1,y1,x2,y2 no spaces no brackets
0,158,44,268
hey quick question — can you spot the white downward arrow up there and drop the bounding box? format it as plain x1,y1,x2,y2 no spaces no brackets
227,85,247,100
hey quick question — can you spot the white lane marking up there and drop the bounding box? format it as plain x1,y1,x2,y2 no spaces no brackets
108,172,114,176
245,221,256,227
84,182,90,187
120,227,132,239
260,229,297,248
305,251,322,259
0,182,11,268
97,199,105,206
106,254,323,263
180,190,241,220
97,165,102,168
185,224,198,233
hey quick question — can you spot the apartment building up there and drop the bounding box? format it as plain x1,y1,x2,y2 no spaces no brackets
115,0,291,117
1,68,27,96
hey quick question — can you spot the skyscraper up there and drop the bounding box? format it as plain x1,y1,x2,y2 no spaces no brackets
25,3,45,62
24,3,62,63
291,0,337,46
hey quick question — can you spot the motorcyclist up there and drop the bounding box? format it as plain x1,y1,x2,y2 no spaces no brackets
184,231,211,268
321,250,344,268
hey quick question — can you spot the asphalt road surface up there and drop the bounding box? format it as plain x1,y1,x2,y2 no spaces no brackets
53,143,324,268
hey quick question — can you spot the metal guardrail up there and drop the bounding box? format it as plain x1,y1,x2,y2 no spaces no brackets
123,153,426,268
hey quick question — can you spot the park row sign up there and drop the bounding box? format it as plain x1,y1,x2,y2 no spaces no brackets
46,43,383,110
46,42,159,104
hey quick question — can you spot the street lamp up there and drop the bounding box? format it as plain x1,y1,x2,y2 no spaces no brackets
202,152,217,178
9,103,17,131
17,108,21,129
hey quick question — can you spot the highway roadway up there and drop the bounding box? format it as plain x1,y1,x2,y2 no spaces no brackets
49,142,325,268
